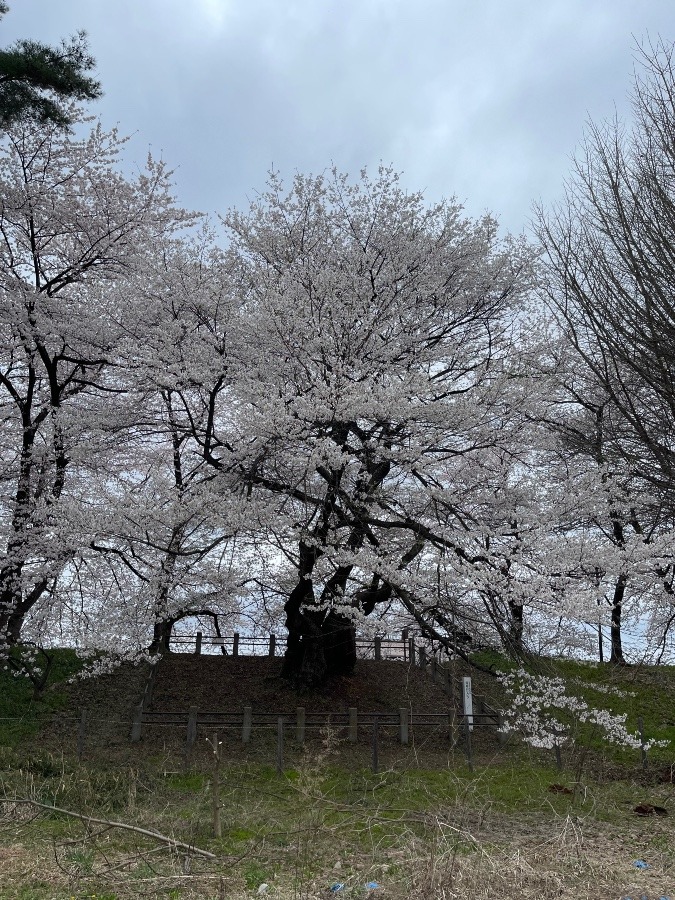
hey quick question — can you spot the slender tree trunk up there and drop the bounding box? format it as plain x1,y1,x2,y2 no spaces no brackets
147,397,186,657
609,575,627,665
507,599,524,656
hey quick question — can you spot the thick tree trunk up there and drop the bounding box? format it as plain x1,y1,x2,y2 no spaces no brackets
282,605,357,686
282,573,358,685
281,552,359,686
0,396,69,645
280,451,390,687
148,616,177,656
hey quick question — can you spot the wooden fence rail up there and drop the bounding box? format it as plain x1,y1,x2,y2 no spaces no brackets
132,705,500,747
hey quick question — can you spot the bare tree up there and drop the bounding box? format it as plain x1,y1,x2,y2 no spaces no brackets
536,39,675,661
537,38,675,494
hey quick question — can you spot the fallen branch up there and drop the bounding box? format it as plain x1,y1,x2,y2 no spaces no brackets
11,798,217,859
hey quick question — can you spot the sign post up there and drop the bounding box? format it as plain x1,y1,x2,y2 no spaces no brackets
462,676,474,731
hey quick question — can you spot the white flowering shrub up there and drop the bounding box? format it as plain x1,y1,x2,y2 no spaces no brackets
498,669,669,752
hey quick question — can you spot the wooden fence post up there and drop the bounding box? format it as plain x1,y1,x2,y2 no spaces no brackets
277,718,284,775
408,637,415,664
431,655,437,680
185,706,198,770
372,715,379,774
130,702,144,743
269,634,276,657
242,706,252,743
296,707,305,745
233,632,240,657
418,646,427,668
77,708,87,761
554,743,563,772
399,707,409,745
348,707,358,743
195,631,202,655
374,636,382,661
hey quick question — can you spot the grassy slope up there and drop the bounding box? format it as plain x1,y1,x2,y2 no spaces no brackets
0,650,674,899
0,647,86,746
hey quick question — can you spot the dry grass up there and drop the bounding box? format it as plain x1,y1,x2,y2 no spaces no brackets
0,748,673,900
1,653,675,898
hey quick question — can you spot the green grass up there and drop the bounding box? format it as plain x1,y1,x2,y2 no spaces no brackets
540,657,675,764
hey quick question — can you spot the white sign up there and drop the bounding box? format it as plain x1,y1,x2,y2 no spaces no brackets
462,676,474,731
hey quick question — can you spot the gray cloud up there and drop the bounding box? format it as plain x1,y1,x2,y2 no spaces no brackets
4,0,675,234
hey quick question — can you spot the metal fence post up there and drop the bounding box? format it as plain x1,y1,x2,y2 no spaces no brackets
374,636,382,661
269,634,276,657
233,632,240,657
195,631,202,655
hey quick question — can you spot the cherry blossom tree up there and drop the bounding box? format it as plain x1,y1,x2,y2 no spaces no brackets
0,109,193,646
191,166,538,684
92,234,250,656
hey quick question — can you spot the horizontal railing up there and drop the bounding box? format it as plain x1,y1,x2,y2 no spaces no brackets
168,632,415,661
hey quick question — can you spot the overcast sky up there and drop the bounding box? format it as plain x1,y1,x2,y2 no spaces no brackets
4,0,675,235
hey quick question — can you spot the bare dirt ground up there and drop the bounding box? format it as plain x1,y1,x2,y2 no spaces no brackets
149,655,463,713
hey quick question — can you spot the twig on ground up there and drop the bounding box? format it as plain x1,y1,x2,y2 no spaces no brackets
11,797,217,859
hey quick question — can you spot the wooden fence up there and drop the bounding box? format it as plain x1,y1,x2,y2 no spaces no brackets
131,703,501,746
129,631,508,777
